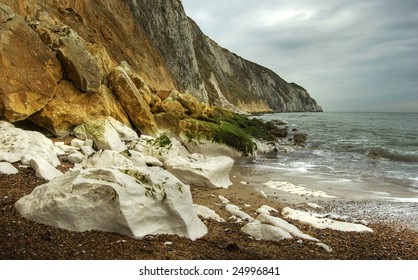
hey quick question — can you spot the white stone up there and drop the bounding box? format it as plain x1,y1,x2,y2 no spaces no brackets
316,242,333,253
218,195,230,204
165,155,234,188
133,135,189,162
257,190,268,198
256,214,319,241
71,139,85,149
282,207,374,233
256,205,278,215
0,122,60,167
107,117,138,141
30,158,63,181
225,204,253,221
77,118,127,152
194,204,225,222
80,146,96,156
15,167,207,240
67,151,85,164
54,143,79,153
241,220,292,242
307,203,322,209
0,162,18,175
54,146,66,157
126,150,147,167
144,156,164,167
82,150,133,169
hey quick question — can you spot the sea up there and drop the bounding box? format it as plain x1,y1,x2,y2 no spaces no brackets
245,112,418,202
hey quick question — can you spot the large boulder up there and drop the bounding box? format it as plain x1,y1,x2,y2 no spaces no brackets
109,62,158,136
73,117,135,152
0,4,62,122
165,154,234,188
32,20,101,93
30,82,131,137
0,121,60,167
15,167,208,240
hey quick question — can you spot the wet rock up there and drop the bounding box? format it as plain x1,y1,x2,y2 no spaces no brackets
293,132,308,146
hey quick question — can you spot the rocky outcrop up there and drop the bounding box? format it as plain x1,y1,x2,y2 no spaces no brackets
0,3,62,122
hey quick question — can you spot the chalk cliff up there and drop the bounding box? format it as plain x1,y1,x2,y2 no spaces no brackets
0,0,321,137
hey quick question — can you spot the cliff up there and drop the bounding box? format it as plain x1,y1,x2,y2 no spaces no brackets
134,0,322,113
0,0,321,138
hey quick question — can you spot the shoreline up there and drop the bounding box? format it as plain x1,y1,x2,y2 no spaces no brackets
1,162,417,260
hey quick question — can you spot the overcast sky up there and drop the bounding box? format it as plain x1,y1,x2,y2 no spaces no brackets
181,0,418,112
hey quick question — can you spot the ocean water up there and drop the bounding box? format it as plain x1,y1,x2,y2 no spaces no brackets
248,112,418,200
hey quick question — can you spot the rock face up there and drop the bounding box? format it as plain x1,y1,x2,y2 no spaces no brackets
1,0,321,135
134,0,322,113
0,3,62,122
15,167,208,240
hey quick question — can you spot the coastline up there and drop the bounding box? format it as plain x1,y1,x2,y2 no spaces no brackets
1,163,417,260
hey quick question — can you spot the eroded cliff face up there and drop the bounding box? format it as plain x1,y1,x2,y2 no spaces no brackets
0,0,321,137
132,0,322,113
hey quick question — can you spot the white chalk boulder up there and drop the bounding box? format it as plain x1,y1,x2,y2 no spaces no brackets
30,158,63,181
0,162,19,175
132,135,190,162
74,118,127,152
194,204,225,222
256,214,319,241
15,167,207,240
0,121,60,167
241,220,292,241
165,155,234,188
81,150,134,169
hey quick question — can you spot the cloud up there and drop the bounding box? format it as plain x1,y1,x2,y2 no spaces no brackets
182,0,418,112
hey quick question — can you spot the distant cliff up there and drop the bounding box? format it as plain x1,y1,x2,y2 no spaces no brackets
134,0,322,113
1,0,321,137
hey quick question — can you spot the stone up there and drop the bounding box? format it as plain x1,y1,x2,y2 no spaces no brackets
56,36,101,93
241,221,293,242
67,151,84,164
132,135,190,163
194,204,225,223
165,155,234,188
80,146,96,156
30,82,130,137
15,167,208,240
30,158,63,181
256,214,319,241
77,118,127,152
0,162,18,175
225,204,254,221
293,132,308,146
126,150,147,167
109,63,158,136
0,4,62,122
0,121,60,167
81,150,133,169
